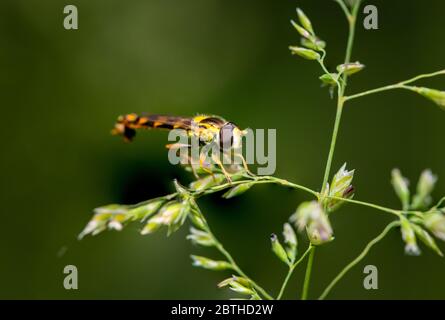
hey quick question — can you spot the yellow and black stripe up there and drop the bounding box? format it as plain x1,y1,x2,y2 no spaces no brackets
112,113,229,142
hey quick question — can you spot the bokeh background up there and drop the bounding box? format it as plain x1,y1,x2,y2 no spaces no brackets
1,0,444,299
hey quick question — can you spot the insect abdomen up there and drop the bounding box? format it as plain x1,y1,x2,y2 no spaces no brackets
112,113,192,141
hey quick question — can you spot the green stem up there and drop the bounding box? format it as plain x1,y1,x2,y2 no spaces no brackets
400,69,445,85
277,245,313,300
256,176,319,197
216,243,273,300
345,84,412,101
327,196,400,216
321,0,360,193
344,1,361,66
335,0,351,20
321,98,344,192
192,177,408,219
344,69,445,102
318,221,400,300
301,246,315,300
192,202,274,300
434,196,445,209
306,0,361,301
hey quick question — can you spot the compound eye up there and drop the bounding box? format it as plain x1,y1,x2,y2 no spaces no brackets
219,123,235,150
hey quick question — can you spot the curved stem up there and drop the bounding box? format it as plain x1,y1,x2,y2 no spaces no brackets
335,0,351,20
345,84,411,102
191,177,406,219
192,202,274,300
434,196,445,209
400,69,445,85
216,243,273,300
317,58,341,89
301,245,316,300
256,176,319,197
277,245,313,300
318,220,400,300
344,69,445,102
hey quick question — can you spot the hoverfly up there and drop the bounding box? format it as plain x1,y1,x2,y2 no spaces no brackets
111,113,252,181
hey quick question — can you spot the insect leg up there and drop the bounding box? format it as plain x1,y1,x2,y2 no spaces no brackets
234,151,255,176
211,152,232,183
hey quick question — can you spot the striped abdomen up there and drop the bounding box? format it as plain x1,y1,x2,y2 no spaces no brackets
112,113,193,141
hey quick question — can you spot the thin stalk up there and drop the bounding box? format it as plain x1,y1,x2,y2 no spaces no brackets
192,176,407,219
345,84,412,102
344,1,361,66
318,220,400,300
277,245,313,300
215,242,273,300
434,196,445,209
301,246,315,300
400,69,445,85
305,0,361,300
345,69,445,102
317,58,341,89
192,203,273,300
327,196,400,216
320,98,344,192
335,0,351,20
321,0,360,193
256,176,319,197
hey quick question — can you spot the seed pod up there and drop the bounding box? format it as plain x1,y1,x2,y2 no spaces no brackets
229,281,255,296
173,179,189,198
306,214,334,246
190,255,232,271
222,183,253,199
218,276,255,296
158,201,183,225
424,211,445,242
282,223,298,262
270,233,290,265
78,220,101,240
301,37,326,51
78,204,129,239
337,62,365,75
296,8,314,35
290,201,333,246
412,87,445,109
189,210,207,230
289,46,320,60
108,220,123,231
400,217,420,256
391,169,410,210
326,163,355,211
411,169,437,210
282,223,297,247
93,204,128,215
319,73,338,86
128,200,164,221
190,174,226,192
187,227,215,247
411,224,443,257
140,214,163,235
290,20,312,39
290,201,323,231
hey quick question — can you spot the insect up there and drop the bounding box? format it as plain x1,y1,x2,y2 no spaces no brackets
111,113,252,181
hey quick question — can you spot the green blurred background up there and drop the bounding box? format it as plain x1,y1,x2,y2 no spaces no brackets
1,0,444,299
